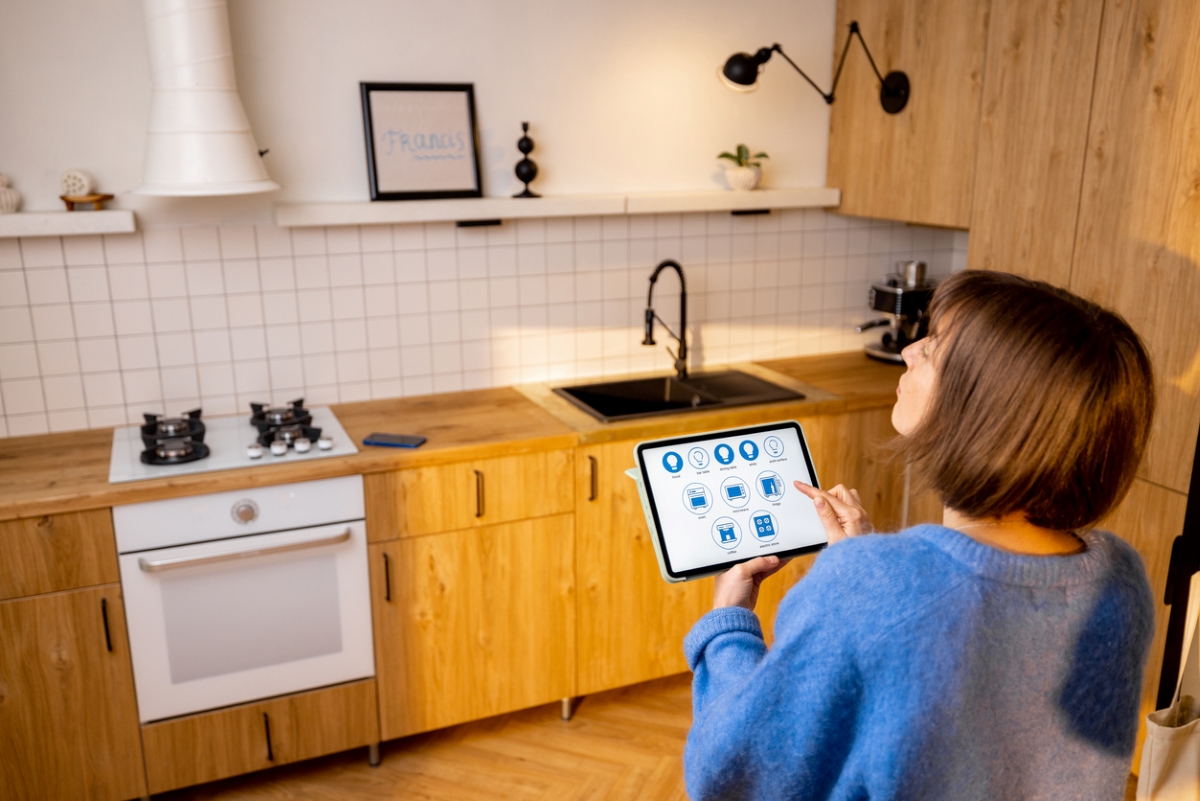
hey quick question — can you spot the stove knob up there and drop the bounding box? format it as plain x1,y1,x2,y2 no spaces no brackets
270,440,288,456
247,443,264,459
231,500,259,524
294,437,312,453
317,436,333,450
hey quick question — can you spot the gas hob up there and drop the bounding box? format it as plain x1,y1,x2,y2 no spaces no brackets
109,405,358,484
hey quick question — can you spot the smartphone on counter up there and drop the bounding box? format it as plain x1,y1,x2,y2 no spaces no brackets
363,432,427,448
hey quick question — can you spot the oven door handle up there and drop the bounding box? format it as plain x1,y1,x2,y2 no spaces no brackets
137,528,352,573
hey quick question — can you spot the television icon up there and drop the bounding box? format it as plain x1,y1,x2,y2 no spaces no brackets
720,477,750,508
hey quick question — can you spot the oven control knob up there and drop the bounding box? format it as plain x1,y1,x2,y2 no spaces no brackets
294,437,312,453
317,436,333,450
231,500,259,524
247,443,264,459
270,440,288,456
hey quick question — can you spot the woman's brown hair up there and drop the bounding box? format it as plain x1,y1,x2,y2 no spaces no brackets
905,270,1155,532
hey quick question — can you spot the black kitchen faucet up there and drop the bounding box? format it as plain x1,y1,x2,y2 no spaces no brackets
642,259,688,379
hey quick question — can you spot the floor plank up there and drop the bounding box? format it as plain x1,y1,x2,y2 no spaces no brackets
159,674,693,800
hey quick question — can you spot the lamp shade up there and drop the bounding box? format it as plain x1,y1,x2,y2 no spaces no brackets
133,0,279,196
719,51,763,92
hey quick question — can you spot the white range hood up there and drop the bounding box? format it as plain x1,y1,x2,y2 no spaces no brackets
134,0,279,196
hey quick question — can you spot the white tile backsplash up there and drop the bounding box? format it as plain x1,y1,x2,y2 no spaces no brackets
0,211,968,437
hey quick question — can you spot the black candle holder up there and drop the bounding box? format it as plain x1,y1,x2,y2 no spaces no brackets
513,122,540,198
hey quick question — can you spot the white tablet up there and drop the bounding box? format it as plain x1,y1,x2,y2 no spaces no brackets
628,421,827,582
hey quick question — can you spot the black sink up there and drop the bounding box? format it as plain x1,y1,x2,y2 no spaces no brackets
553,370,804,422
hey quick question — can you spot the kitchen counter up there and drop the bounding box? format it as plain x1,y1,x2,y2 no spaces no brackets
0,352,903,521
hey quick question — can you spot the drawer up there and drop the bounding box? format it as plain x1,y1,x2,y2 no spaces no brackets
140,678,379,794
0,509,118,600
366,449,574,540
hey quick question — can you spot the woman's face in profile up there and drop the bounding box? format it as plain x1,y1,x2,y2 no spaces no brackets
892,334,939,436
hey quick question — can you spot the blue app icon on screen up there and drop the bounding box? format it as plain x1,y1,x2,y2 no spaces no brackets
662,451,683,473
739,440,759,461
714,443,735,465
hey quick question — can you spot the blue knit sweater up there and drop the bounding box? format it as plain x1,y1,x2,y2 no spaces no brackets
684,525,1154,801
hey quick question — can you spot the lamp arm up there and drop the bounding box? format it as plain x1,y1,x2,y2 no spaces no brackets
770,44,833,104
773,21,888,105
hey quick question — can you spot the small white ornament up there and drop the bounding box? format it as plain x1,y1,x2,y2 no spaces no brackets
0,174,21,214
724,166,762,191
59,169,94,197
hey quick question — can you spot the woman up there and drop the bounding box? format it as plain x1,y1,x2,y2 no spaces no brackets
684,271,1157,800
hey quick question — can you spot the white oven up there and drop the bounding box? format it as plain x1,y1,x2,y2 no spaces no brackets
114,475,374,723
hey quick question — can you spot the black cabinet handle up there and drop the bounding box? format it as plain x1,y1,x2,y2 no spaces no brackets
263,713,274,761
588,456,598,501
100,598,113,652
383,552,392,602
474,470,485,517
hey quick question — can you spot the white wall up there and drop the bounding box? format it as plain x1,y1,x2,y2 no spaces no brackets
0,0,835,223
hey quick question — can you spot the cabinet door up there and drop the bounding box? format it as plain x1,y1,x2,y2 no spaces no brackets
141,678,378,794
575,439,713,695
372,514,576,739
827,0,990,227
0,584,146,801
0,509,118,601
368,449,574,541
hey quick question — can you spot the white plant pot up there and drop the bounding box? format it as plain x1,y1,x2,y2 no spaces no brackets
0,175,20,214
724,166,761,191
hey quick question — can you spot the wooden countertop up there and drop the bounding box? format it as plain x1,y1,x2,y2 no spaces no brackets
0,352,902,521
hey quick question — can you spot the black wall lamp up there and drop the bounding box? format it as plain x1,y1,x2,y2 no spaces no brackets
720,21,909,114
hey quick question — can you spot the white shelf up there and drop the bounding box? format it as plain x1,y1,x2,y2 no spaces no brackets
625,187,840,215
274,187,840,228
0,210,137,239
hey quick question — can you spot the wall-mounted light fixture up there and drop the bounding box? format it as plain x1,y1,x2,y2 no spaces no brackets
720,21,909,114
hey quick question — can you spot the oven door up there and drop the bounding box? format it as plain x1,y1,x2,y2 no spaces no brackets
119,520,374,723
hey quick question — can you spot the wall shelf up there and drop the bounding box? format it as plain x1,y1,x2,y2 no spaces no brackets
274,187,840,228
0,210,137,239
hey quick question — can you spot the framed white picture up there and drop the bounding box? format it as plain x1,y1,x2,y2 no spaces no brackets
360,82,483,200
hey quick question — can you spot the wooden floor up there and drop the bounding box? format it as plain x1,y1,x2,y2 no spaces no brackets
158,671,1141,800
160,674,693,800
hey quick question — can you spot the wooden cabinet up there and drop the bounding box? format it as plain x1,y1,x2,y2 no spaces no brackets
575,438,713,694
0,509,118,601
140,678,379,794
0,584,146,801
365,449,574,540
370,515,576,739
1069,0,1200,496
967,0,1105,287
575,408,910,695
827,0,990,228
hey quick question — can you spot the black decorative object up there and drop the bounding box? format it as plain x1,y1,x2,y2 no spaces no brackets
720,21,909,114
360,82,484,201
513,122,540,198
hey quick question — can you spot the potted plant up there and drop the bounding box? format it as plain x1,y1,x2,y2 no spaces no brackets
718,144,768,191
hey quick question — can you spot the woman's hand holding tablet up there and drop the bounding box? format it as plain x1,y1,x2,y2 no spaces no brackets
628,421,830,583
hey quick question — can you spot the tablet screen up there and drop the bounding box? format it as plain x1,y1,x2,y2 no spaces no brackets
637,422,827,579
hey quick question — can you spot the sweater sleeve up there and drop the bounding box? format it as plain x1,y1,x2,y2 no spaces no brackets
683,544,867,801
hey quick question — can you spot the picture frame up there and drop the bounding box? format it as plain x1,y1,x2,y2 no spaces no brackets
360,82,484,201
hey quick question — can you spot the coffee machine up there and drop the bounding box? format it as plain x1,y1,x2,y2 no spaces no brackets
855,261,936,363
